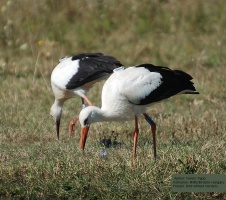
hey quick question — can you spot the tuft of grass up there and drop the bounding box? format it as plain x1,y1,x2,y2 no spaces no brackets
1,0,226,199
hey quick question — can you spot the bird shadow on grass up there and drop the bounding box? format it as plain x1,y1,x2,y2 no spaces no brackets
98,131,124,149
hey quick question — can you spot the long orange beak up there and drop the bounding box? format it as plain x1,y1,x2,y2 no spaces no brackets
80,126,89,150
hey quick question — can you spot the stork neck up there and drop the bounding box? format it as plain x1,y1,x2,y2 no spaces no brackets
90,106,117,123
54,98,65,108
51,98,65,119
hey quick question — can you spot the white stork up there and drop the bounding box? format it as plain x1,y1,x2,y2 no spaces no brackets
79,64,199,159
50,53,123,139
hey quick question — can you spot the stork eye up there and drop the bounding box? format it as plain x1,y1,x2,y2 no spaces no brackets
84,118,88,126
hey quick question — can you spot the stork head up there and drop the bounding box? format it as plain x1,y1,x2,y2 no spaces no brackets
50,101,63,139
79,106,103,150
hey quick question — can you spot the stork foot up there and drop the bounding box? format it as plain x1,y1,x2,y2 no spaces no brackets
69,118,79,137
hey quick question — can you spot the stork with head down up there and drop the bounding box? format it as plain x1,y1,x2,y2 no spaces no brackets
50,53,123,139
79,63,199,159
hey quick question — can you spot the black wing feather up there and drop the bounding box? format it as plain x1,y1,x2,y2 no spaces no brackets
66,53,123,89
135,64,199,105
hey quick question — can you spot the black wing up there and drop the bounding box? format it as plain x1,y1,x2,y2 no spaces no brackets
135,63,199,105
66,53,123,89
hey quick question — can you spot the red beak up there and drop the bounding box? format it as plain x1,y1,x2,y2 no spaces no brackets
80,126,89,150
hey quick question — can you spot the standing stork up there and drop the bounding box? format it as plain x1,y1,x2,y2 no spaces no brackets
78,64,199,159
50,53,123,139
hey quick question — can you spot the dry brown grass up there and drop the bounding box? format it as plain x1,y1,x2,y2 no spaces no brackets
0,0,226,199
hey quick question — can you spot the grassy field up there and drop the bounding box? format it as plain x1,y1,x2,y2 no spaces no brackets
0,0,226,199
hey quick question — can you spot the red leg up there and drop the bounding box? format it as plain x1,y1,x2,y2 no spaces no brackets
143,113,157,160
83,95,93,106
133,116,139,159
69,118,79,136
